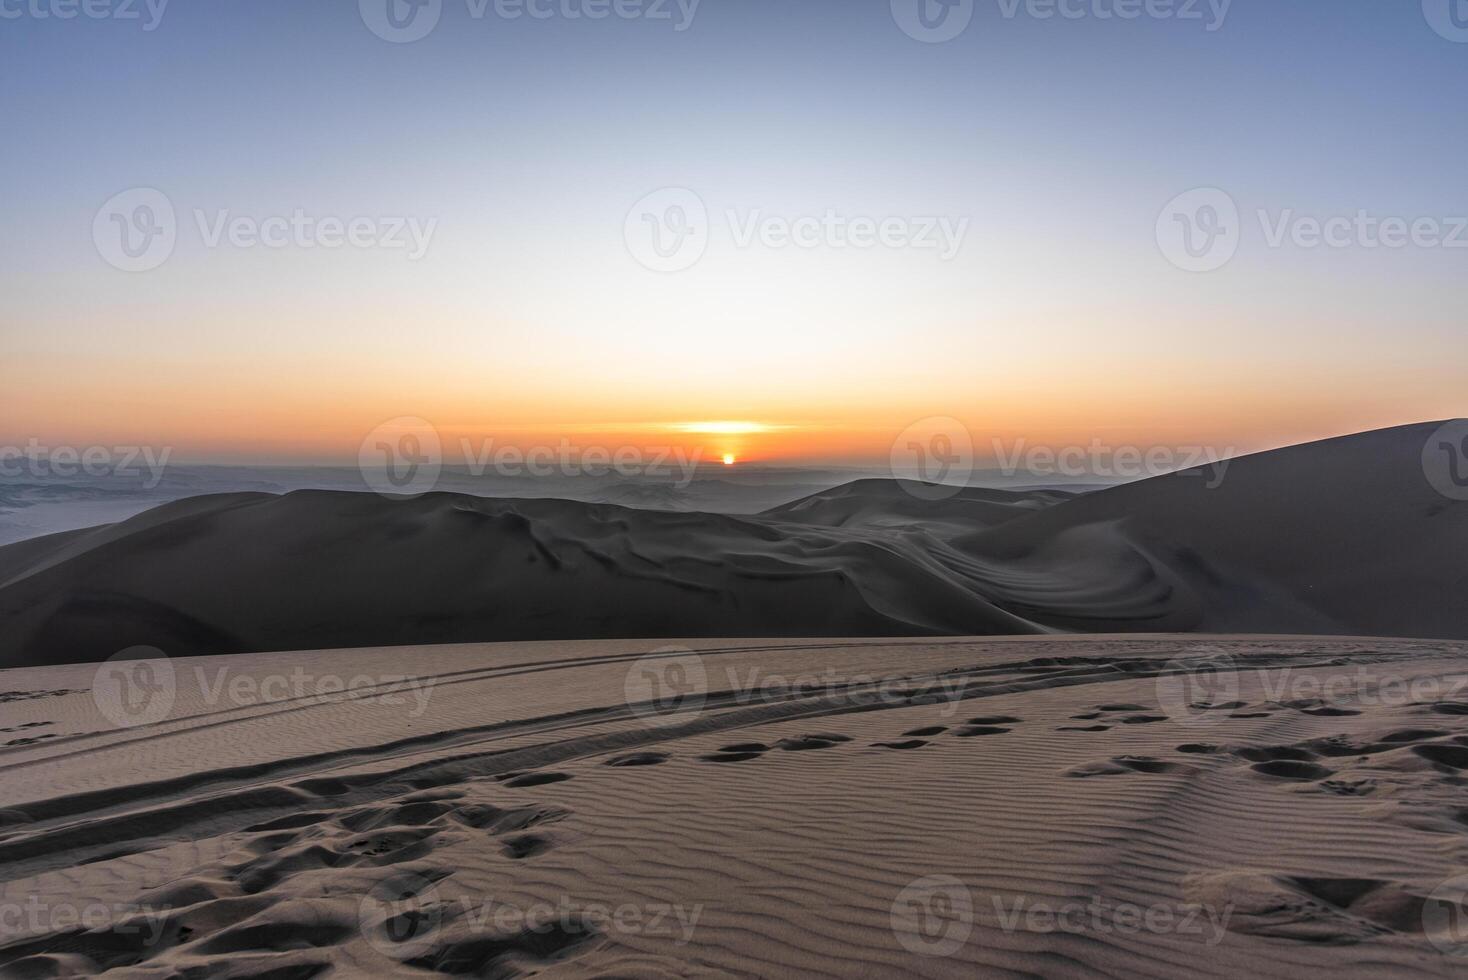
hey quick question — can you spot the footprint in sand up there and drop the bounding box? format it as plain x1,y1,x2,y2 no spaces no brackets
701,742,769,763
0,783,584,975
1319,778,1376,796
1237,746,1317,763
952,726,1011,737
3,733,58,746
1413,743,1468,770
1225,744,1337,782
1251,760,1336,781
605,751,670,767
701,733,853,762
872,739,929,750
501,833,553,859
1186,871,1429,944
501,772,572,788
775,733,852,751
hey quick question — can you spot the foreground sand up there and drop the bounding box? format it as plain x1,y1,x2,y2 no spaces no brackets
4,635,1468,977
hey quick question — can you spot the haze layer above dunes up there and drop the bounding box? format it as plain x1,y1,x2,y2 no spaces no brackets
0,423,1463,666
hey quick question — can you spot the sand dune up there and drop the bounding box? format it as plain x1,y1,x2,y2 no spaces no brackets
3,635,1468,977
0,422,1463,667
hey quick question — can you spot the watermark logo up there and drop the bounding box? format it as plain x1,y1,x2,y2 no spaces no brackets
1423,0,1468,42
357,420,711,497
93,189,438,271
625,188,709,273
1156,187,1240,273
890,417,974,500
359,417,444,498
360,0,443,42
624,647,707,727
358,871,447,960
93,188,176,273
92,647,175,729
891,875,973,956
891,0,974,43
1156,647,1241,728
1160,188,1468,272
1424,874,1468,957
1423,419,1468,502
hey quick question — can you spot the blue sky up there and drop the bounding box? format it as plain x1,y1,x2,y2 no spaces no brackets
2,0,1464,461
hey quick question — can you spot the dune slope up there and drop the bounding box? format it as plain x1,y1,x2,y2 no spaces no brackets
0,422,1463,666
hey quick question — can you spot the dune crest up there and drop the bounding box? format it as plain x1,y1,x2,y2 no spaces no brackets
0,422,1463,667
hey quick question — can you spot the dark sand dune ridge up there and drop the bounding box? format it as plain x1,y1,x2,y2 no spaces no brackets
0,422,1463,666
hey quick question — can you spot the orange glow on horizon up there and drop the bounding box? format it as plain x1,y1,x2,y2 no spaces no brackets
4,349,1461,467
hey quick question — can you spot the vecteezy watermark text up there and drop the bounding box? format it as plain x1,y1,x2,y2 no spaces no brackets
890,875,1233,958
92,648,438,730
93,188,437,272
357,872,702,961
890,0,1231,44
0,440,171,489
1158,187,1468,272
885,416,1236,500
0,897,170,947
993,0,1230,30
1156,647,1468,728
359,0,700,43
358,416,705,497
992,438,1234,488
194,209,436,260
625,650,977,728
624,188,969,273
192,666,437,718
0,0,168,30
990,894,1232,944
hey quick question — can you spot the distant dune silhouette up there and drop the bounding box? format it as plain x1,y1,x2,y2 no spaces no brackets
1,422,1463,667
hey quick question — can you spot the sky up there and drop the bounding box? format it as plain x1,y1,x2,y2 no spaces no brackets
2,0,1465,467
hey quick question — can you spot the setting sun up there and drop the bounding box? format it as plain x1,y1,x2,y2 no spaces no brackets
722,453,736,466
